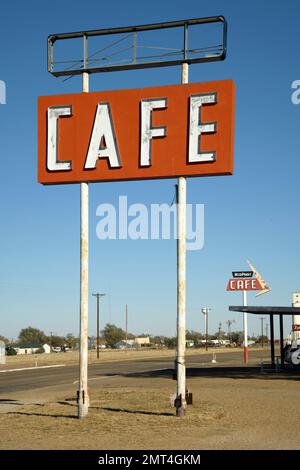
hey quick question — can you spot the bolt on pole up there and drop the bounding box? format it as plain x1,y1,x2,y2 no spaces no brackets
175,61,188,418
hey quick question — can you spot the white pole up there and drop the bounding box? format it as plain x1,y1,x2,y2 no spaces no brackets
243,290,248,364
204,309,208,351
78,69,89,419
176,62,188,417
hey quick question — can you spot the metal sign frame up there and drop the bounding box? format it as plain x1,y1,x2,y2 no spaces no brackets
44,15,230,420
48,16,227,77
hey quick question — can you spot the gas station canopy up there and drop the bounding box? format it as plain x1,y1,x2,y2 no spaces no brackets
229,306,300,368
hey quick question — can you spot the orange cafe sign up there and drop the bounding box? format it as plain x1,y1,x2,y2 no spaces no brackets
38,80,235,184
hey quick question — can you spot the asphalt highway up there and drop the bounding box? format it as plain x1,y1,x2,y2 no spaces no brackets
0,350,271,395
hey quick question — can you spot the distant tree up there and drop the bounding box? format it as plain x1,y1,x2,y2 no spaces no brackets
150,335,166,346
0,335,8,344
186,330,203,344
230,331,244,345
65,333,78,349
249,334,257,341
164,337,177,348
18,327,46,345
5,346,17,356
256,335,269,345
47,335,65,348
214,330,226,340
102,323,126,348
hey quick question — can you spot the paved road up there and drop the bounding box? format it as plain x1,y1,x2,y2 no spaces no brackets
0,350,271,395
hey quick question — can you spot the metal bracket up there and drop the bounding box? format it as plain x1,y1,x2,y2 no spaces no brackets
48,16,227,77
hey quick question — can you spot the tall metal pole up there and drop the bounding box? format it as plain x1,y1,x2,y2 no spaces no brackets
202,308,208,351
204,310,208,351
78,35,89,419
125,304,128,349
243,291,248,364
202,307,210,350
176,60,188,417
206,309,208,351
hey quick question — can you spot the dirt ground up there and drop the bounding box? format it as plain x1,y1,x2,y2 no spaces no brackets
0,356,300,450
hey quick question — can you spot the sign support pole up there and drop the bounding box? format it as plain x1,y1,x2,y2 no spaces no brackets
78,41,90,418
176,61,188,417
243,290,248,364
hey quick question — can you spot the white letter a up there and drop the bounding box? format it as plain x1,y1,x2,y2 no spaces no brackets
85,103,121,169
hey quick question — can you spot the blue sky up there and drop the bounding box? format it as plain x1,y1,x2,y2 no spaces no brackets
0,0,299,340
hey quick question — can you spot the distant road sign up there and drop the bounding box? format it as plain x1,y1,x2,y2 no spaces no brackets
247,260,271,297
227,278,263,291
232,271,253,278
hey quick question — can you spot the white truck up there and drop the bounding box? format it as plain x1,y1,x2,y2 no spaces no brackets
284,339,300,366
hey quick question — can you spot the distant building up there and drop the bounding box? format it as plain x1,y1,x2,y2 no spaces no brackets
88,337,106,350
135,337,150,346
15,343,51,355
43,344,51,354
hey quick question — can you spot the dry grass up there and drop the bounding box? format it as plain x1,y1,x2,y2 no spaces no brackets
1,366,300,449
0,387,227,450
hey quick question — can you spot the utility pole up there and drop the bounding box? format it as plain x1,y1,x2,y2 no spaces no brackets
260,317,265,348
92,293,105,359
226,319,235,344
265,323,269,342
202,307,210,351
218,322,222,339
125,304,128,350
